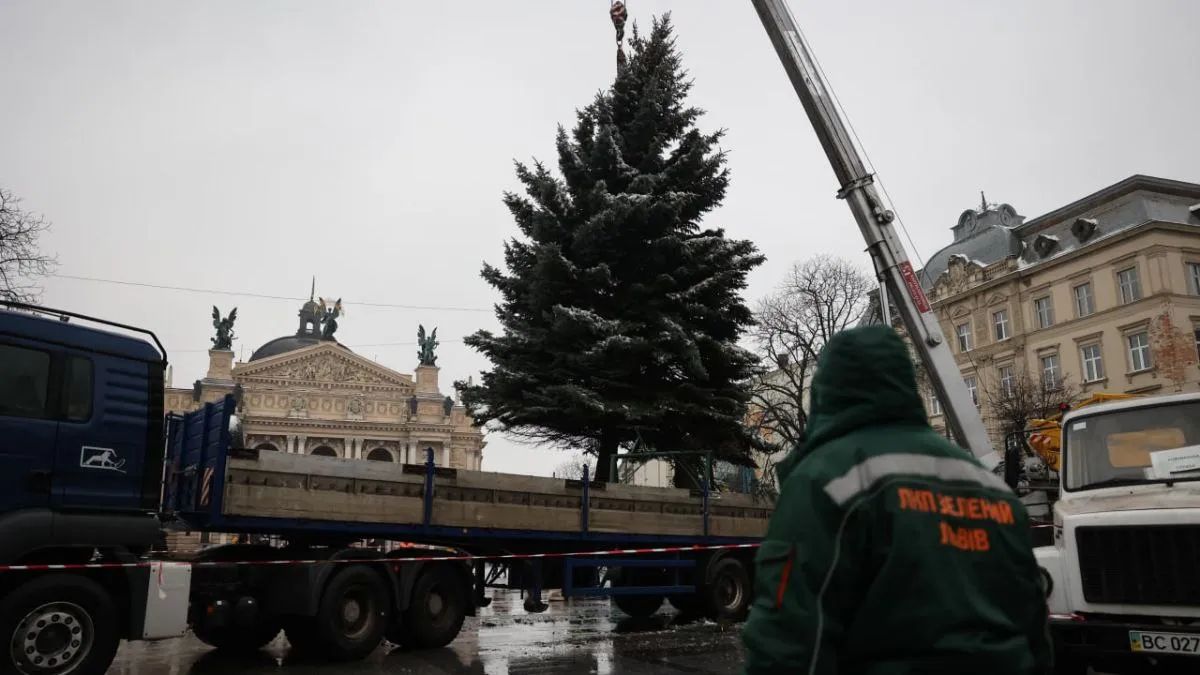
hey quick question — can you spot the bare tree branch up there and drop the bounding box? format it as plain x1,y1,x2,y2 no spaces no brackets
0,188,56,303
552,452,597,480
746,255,874,497
983,369,1080,441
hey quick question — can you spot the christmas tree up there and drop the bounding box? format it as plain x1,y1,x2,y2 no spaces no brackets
458,15,764,484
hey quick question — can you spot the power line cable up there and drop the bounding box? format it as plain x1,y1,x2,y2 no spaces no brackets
169,338,467,354
49,273,493,313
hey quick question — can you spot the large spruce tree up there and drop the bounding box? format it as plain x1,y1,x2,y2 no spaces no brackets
458,15,764,484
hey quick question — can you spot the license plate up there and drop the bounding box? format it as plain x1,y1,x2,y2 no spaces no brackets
1129,630,1200,655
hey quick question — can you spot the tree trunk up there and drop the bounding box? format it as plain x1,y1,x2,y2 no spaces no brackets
593,432,619,483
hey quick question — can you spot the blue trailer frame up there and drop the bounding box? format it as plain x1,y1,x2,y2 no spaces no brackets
163,396,764,606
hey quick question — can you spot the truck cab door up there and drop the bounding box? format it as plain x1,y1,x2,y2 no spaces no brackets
52,353,150,512
0,342,58,511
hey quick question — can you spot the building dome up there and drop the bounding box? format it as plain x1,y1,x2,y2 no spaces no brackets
248,289,352,361
249,334,321,361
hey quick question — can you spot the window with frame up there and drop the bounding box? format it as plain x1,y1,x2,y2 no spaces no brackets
956,322,972,352
1117,267,1142,304
1040,353,1061,389
998,365,1015,398
1195,325,1200,361
1034,296,1055,328
993,309,1010,341
0,344,52,419
1189,262,1200,296
1080,343,1105,383
64,356,93,422
1127,331,1152,372
1074,282,1095,318
927,390,942,416
964,375,979,406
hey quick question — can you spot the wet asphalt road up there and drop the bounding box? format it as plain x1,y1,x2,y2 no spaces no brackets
106,591,746,675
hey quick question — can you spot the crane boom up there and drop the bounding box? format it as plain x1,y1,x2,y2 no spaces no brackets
750,0,998,467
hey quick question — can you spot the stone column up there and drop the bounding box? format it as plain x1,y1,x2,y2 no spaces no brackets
297,435,308,455
442,447,451,467
286,435,296,453
356,438,366,460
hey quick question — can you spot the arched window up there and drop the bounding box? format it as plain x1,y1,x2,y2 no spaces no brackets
255,443,279,453
310,445,337,458
366,447,393,462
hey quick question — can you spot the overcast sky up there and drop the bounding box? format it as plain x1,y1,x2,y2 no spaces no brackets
2,0,1197,476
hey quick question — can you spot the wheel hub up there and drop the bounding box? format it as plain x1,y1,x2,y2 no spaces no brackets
426,591,444,617
10,602,92,675
716,575,743,610
341,599,362,625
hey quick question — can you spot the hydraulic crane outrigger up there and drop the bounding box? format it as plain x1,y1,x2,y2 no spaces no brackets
750,0,998,467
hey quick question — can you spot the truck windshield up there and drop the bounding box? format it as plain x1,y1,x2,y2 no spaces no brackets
1064,401,1200,491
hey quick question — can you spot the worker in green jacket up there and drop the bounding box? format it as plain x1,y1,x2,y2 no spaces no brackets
742,325,1052,675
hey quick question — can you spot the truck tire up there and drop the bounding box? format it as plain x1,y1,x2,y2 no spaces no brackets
394,565,467,649
192,621,281,653
701,557,750,622
311,565,388,661
1,575,120,675
611,594,663,618
667,594,703,617
283,619,318,655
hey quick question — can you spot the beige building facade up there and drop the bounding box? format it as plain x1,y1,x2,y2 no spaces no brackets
908,175,1200,445
165,299,485,471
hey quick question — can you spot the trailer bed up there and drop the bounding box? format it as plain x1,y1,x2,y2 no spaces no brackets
165,397,772,549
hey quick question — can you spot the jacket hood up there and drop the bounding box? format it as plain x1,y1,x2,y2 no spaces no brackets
779,326,928,480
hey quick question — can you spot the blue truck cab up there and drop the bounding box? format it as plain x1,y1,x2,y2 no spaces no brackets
0,302,182,675
0,303,165,556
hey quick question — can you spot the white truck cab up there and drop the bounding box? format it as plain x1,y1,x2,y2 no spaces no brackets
1035,392,1200,671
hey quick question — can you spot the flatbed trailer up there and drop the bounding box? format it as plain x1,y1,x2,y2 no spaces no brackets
159,395,770,655
169,397,767,547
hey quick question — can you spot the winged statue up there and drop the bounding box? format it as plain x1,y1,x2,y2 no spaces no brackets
417,324,439,366
211,306,237,350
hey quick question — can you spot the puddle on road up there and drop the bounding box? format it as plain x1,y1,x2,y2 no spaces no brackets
109,590,745,675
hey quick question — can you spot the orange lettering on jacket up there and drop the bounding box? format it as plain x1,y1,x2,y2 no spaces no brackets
938,521,991,552
898,487,937,513
898,487,1014,526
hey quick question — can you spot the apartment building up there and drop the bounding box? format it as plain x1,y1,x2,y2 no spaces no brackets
900,175,1200,444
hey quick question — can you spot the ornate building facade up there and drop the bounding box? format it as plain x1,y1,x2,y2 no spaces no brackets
870,175,1200,448
165,297,485,471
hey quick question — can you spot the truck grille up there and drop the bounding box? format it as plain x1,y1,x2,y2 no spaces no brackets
1076,525,1200,605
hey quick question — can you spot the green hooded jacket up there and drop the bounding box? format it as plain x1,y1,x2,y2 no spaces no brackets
742,326,1051,675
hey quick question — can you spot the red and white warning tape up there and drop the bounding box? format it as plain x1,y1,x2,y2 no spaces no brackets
0,543,761,573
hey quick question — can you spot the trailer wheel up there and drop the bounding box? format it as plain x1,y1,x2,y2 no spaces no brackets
667,594,703,617
192,621,281,653
395,565,466,649
1,575,119,675
312,565,388,661
611,593,663,618
702,557,750,622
